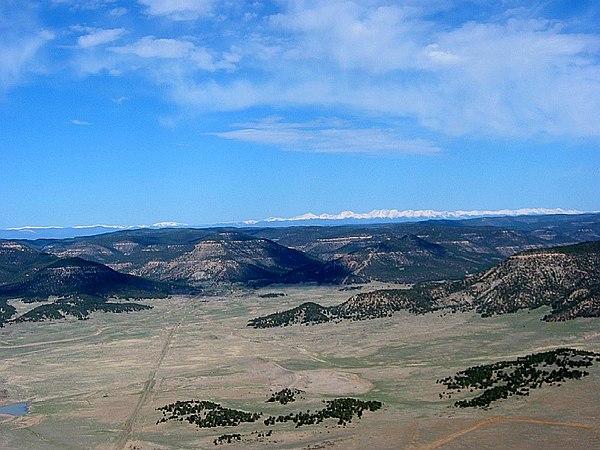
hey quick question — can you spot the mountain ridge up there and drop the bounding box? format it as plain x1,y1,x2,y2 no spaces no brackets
248,240,600,327
2,210,591,240
4,213,599,287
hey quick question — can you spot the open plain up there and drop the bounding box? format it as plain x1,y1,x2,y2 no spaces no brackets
1,284,599,450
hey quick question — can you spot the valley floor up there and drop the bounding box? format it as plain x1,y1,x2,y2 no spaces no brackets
0,284,598,449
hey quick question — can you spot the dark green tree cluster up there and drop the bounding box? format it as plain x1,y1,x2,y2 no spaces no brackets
263,398,382,428
156,400,261,428
14,294,150,323
266,388,304,405
258,293,286,298
0,299,17,327
0,256,171,302
438,348,600,408
156,396,383,436
248,285,448,328
248,302,333,328
213,434,241,445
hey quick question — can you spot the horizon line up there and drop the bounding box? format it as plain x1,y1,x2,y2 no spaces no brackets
3,207,595,231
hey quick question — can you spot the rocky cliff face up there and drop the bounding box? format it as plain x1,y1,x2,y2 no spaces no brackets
327,234,465,283
249,241,600,327
128,232,324,284
391,241,600,321
463,242,600,320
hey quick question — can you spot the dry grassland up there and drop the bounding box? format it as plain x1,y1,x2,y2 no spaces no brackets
0,284,598,449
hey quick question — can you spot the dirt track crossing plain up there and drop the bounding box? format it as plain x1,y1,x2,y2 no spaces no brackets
1,284,599,449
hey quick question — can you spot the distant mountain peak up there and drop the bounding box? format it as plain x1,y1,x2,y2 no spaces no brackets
244,208,584,225
0,222,189,240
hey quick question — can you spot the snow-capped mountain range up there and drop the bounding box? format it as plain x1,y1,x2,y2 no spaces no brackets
243,208,582,224
0,208,587,239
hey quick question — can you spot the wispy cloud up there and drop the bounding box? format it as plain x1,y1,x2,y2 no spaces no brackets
109,36,237,71
112,35,193,58
213,118,441,155
51,0,118,10
70,119,91,125
77,28,125,48
0,31,54,92
109,7,127,17
5,1,600,141
112,96,128,104
138,0,214,21
0,4,54,93
138,2,599,140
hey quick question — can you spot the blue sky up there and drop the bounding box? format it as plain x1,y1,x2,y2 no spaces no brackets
1,0,599,227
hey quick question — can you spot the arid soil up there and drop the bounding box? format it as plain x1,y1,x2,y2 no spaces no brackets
0,284,598,449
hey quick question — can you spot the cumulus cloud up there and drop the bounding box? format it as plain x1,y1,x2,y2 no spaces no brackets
77,28,125,48
138,0,213,20
213,117,441,155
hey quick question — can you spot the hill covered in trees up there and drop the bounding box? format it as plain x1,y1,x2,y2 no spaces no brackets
249,241,600,327
0,242,174,326
0,256,170,301
0,241,57,284
465,241,600,321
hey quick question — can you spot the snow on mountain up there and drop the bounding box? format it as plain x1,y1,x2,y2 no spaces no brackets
0,222,189,240
244,208,583,225
1,209,588,240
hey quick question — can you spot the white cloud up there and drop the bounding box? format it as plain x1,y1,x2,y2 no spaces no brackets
112,96,128,104
77,28,125,48
112,36,193,58
109,36,238,71
213,118,441,155
109,7,127,16
7,1,600,141
425,44,461,64
413,19,600,137
70,119,91,125
269,2,425,74
252,2,600,139
0,25,54,92
138,0,213,20
131,2,595,141
52,0,119,11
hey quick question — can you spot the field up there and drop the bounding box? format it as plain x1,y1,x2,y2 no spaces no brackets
0,284,599,449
